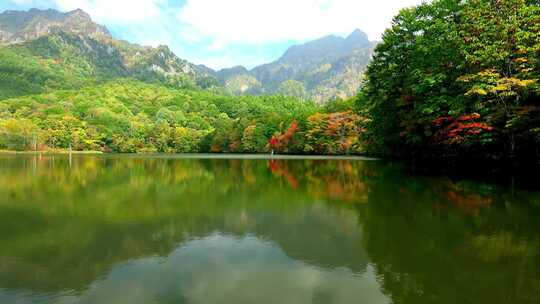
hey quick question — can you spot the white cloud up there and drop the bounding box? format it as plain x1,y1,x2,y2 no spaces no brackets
52,0,162,24
177,0,426,45
208,41,224,51
18,235,389,304
13,0,428,68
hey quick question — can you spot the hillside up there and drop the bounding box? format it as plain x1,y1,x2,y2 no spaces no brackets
0,8,217,99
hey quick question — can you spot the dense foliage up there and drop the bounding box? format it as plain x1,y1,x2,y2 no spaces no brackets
0,80,365,154
0,34,107,99
359,0,540,161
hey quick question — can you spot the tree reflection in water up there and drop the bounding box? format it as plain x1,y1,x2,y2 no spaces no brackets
0,155,538,304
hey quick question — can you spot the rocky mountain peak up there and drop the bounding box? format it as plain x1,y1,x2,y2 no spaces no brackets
0,8,110,45
213,29,376,102
67,8,92,20
346,29,370,46
275,29,373,67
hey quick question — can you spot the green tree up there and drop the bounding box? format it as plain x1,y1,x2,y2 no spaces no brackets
361,0,539,160
277,80,307,100
0,118,42,150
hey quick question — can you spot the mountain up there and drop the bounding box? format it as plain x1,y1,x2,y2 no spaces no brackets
213,29,375,102
0,8,373,103
216,66,262,94
0,8,216,99
0,8,110,44
277,29,371,65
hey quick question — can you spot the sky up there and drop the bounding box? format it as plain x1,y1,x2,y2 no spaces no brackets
0,0,425,70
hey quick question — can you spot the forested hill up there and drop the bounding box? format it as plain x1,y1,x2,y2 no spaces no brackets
0,8,218,100
0,80,364,154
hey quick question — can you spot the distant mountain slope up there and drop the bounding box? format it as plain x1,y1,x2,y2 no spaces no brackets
276,29,371,65
213,29,375,102
0,8,217,99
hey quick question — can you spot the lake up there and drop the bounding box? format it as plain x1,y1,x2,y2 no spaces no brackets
0,155,539,304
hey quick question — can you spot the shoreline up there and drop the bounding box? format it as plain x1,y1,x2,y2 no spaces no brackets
0,151,378,161
114,153,379,161
0,150,103,155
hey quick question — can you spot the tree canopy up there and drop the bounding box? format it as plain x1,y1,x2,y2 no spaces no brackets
0,80,366,154
359,0,539,161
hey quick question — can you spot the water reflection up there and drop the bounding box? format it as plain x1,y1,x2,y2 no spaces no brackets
0,155,539,304
2,235,389,304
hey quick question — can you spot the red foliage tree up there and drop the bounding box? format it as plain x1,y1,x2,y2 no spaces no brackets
269,136,280,150
432,113,494,145
268,120,298,152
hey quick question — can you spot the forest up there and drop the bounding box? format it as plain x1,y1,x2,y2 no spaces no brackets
0,80,364,154
0,0,539,162
359,0,539,161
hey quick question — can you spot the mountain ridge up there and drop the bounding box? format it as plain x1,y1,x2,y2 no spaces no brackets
0,8,110,44
0,8,374,102
209,29,375,102
0,8,217,99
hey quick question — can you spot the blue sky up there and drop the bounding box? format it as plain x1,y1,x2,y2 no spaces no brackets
1,0,424,69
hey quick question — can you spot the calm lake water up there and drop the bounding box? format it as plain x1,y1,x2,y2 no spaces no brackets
0,155,539,304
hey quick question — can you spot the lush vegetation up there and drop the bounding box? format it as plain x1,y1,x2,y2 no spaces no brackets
1,0,539,162
359,0,540,161
0,80,365,154
0,27,366,155
0,33,127,100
